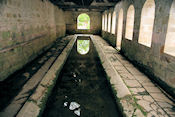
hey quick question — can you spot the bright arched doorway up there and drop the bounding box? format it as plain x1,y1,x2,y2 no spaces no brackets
77,13,90,30
138,0,155,47
116,9,123,49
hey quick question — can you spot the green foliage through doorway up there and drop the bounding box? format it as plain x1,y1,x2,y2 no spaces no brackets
77,13,90,29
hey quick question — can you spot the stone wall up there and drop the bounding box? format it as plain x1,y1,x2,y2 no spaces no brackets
102,0,175,97
0,0,66,81
65,11,102,35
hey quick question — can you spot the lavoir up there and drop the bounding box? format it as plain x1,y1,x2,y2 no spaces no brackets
0,0,175,117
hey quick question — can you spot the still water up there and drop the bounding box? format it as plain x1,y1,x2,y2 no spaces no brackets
42,36,121,117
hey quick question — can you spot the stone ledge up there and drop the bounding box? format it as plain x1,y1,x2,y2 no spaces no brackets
91,35,138,117
91,35,174,117
16,35,77,117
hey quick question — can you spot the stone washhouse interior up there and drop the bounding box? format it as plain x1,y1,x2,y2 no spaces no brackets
0,0,175,117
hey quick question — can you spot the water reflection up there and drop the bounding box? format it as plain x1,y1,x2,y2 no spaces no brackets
77,40,90,55
42,37,120,117
63,101,81,116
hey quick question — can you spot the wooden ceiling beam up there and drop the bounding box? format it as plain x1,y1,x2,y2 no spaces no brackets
50,0,119,11
91,0,116,6
58,4,111,9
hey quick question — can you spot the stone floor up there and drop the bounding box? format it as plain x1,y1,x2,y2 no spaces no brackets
1,35,174,117
92,35,175,117
0,36,73,117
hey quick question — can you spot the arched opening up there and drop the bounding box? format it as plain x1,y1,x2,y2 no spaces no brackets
117,9,123,49
105,13,108,31
125,5,135,40
112,11,116,34
102,15,105,30
108,13,111,32
77,40,90,55
164,1,175,56
138,0,155,47
77,13,90,30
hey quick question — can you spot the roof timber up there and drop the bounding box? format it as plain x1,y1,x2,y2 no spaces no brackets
50,0,120,11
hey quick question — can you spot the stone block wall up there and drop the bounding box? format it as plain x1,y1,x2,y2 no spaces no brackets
65,11,102,35
0,0,66,81
102,0,175,97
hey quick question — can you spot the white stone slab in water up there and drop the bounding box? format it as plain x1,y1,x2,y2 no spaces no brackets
74,108,81,116
69,102,80,110
73,73,76,78
64,102,68,107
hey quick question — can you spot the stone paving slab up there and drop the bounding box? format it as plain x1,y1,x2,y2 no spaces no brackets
16,35,77,117
0,57,55,117
0,36,73,117
91,35,175,117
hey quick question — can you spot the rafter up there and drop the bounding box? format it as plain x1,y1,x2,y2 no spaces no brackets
49,0,120,11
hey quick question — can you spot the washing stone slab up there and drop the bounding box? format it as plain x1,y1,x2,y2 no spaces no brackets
16,35,77,117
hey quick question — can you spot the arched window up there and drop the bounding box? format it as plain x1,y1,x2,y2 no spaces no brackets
117,9,123,49
125,5,135,40
102,15,105,30
108,13,111,32
77,13,90,29
164,1,175,56
138,0,155,47
112,11,116,34
105,13,108,31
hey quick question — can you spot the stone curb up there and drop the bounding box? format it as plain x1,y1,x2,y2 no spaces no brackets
91,35,144,117
16,35,77,117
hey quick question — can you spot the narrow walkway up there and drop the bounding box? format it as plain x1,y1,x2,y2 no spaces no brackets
0,36,73,117
92,35,175,117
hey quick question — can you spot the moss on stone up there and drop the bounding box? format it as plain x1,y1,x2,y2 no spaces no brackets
28,98,37,104
2,31,11,39
133,97,147,116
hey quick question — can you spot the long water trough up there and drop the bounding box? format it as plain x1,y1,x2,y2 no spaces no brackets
16,35,122,117
41,36,121,117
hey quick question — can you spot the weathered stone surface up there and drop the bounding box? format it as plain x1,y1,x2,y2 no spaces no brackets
150,93,173,104
16,36,76,117
130,88,146,95
135,96,143,100
30,85,46,104
120,99,135,117
137,100,152,112
134,75,151,83
0,57,56,117
144,86,162,93
134,109,145,117
142,82,155,87
115,66,129,74
92,36,172,117
91,36,131,99
119,72,135,80
157,102,173,108
142,96,154,103
147,111,159,117
124,79,142,88
126,67,143,76
0,0,66,81
102,0,175,98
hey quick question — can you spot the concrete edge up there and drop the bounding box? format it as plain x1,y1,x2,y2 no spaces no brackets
16,35,77,117
90,35,144,117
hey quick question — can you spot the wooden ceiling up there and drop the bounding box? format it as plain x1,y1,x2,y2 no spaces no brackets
50,0,120,11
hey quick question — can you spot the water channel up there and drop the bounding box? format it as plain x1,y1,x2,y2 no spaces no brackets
42,36,121,117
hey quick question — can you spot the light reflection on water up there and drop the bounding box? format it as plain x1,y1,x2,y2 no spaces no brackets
64,101,81,116
77,40,90,55
42,37,120,117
